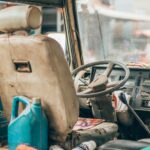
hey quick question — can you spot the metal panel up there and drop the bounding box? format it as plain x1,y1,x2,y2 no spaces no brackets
0,0,65,7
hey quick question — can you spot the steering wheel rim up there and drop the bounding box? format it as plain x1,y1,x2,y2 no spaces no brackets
72,60,130,98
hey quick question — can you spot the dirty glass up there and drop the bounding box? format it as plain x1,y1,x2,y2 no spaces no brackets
76,0,150,66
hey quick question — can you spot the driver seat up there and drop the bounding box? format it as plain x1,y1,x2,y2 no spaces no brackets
0,5,118,148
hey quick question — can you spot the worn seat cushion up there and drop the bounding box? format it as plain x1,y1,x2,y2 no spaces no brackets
73,122,118,146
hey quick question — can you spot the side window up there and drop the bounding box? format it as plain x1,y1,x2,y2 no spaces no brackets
42,7,66,56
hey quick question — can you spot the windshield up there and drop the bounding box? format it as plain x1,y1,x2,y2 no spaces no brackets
76,0,150,67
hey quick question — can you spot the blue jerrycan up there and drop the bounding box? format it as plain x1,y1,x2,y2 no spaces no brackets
8,96,48,150
0,98,8,145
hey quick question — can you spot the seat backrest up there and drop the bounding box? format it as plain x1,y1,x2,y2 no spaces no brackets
0,5,79,142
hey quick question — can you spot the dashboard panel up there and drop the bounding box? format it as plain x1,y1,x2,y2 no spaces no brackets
91,66,150,111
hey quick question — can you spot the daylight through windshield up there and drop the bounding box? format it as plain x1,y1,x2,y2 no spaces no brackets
76,0,150,67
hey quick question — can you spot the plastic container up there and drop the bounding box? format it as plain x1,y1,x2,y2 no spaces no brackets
8,96,48,150
141,147,150,150
0,98,8,145
72,141,96,150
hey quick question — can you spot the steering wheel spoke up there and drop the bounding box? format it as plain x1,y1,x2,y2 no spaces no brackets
80,87,93,94
106,81,121,88
103,62,115,77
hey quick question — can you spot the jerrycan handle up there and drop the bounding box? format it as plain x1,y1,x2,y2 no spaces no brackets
11,96,30,121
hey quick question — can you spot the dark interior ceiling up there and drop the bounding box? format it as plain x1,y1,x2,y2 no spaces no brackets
0,0,66,7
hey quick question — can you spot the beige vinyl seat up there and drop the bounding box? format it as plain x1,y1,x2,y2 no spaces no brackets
0,5,118,148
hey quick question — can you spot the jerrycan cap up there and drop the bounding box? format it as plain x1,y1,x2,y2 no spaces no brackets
32,97,41,105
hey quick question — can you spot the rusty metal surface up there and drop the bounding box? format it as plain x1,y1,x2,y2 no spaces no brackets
64,0,83,68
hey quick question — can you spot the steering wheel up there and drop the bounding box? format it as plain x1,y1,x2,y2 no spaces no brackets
72,61,130,98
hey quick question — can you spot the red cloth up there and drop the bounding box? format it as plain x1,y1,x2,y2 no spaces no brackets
73,118,104,131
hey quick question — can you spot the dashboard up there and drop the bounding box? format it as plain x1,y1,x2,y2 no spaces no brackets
91,66,150,111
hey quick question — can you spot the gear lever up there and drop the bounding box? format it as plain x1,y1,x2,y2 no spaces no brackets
119,92,150,135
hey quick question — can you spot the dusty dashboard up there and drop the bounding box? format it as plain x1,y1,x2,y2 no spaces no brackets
90,66,150,111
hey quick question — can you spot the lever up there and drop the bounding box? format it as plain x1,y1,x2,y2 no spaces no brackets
119,92,150,135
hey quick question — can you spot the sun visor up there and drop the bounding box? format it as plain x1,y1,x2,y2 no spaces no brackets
0,5,42,32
